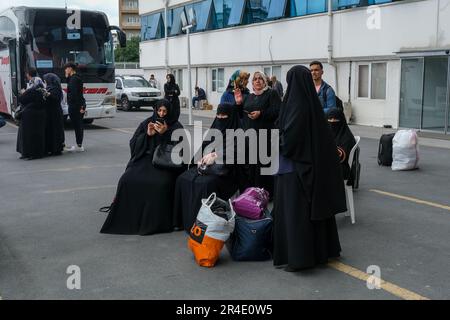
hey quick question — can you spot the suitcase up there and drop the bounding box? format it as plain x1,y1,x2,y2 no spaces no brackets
378,133,395,166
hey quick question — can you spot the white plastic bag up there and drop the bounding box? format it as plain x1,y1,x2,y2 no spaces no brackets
392,130,419,171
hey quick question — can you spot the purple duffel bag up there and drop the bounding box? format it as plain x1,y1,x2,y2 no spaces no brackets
232,188,270,220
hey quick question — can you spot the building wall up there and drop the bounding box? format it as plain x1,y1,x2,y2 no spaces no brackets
139,0,450,128
119,0,141,39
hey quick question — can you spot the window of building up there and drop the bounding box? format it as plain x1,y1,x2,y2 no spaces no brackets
195,0,214,31
173,69,184,91
212,68,225,93
227,0,246,26
263,65,282,82
267,0,287,20
170,6,185,36
357,62,387,100
249,0,271,23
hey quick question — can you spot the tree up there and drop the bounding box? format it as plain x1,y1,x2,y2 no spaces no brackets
114,36,140,63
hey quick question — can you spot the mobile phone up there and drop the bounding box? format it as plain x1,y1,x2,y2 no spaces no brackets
155,117,165,124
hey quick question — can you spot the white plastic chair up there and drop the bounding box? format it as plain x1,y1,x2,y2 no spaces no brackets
344,136,361,224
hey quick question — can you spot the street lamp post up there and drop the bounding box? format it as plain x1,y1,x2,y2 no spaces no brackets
181,9,196,126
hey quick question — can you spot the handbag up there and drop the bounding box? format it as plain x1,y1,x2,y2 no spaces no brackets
231,187,270,220
0,116,6,128
226,210,273,261
197,163,229,177
152,143,184,170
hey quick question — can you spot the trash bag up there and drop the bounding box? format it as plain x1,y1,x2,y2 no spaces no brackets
392,130,419,171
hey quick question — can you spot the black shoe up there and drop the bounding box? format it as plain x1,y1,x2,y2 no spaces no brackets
284,266,302,273
19,156,28,160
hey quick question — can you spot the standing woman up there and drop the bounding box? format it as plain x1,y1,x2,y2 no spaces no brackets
241,71,281,197
164,74,181,122
43,73,65,156
16,70,47,160
100,99,184,236
273,65,347,272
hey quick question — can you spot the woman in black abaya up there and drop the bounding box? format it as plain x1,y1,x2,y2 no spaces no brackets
164,74,181,122
43,73,65,156
273,65,347,271
173,103,242,233
100,99,184,235
241,71,281,198
326,108,356,181
16,77,47,160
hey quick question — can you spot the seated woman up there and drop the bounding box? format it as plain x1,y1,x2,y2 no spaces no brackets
326,108,356,181
101,99,184,236
173,103,242,233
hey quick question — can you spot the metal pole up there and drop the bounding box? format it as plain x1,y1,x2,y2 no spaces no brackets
187,27,193,126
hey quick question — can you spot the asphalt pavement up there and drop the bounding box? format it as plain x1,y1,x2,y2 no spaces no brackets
0,107,449,300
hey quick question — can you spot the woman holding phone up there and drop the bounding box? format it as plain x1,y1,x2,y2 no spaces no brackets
240,71,281,198
100,99,184,235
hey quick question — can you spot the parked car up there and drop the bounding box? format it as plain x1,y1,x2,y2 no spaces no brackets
115,76,162,111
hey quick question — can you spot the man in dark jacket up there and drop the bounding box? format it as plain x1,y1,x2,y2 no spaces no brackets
192,86,206,109
64,62,86,152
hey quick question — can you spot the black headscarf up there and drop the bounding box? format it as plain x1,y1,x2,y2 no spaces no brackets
152,98,177,125
165,74,177,90
279,65,347,220
43,73,63,102
211,103,242,134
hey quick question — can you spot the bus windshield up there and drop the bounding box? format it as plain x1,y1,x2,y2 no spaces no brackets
24,9,114,82
32,25,114,69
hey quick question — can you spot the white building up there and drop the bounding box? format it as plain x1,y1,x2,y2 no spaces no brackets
139,0,450,134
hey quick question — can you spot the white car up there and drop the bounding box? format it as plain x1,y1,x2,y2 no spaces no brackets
115,76,162,111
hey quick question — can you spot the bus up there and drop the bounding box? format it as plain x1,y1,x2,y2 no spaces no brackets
0,6,126,123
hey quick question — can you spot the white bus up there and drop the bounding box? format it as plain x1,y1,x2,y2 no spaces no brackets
0,6,126,124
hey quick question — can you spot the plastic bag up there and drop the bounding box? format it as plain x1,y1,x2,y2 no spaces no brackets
188,193,236,268
392,130,419,171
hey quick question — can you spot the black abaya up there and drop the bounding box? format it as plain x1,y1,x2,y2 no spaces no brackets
173,104,242,233
273,66,346,270
101,103,184,235
43,74,65,156
16,88,46,159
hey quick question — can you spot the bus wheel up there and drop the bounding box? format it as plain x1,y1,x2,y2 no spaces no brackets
121,96,132,111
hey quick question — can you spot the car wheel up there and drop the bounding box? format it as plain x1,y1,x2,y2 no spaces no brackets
83,119,94,125
121,96,132,111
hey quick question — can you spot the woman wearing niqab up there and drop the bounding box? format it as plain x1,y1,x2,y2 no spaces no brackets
173,103,242,232
273,65,347,271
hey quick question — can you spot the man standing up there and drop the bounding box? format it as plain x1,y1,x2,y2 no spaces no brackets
310,61,336,114
271,75,284,99
192,86,207,109
149,74,158,89
64,62,86,152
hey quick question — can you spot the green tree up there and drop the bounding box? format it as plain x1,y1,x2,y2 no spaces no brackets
114,36,140,63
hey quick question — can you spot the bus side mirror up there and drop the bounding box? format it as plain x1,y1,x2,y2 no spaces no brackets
109,26,127,48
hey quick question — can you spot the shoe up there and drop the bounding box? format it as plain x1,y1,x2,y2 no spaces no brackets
65,146,85,152
75,146,85,152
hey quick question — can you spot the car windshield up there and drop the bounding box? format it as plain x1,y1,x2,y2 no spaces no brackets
123,78,150,88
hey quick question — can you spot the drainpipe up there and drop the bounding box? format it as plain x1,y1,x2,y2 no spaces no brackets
164,0,169,72
327,0,338,94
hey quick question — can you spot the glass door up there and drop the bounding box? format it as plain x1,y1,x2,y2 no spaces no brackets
399,58,424,129
421,56,448,132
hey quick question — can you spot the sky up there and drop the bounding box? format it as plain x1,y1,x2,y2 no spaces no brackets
0,0,120,26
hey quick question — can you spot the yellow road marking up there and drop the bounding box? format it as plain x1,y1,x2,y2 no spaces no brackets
328,261,430,300
43,185,116,194
370,189,450,212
